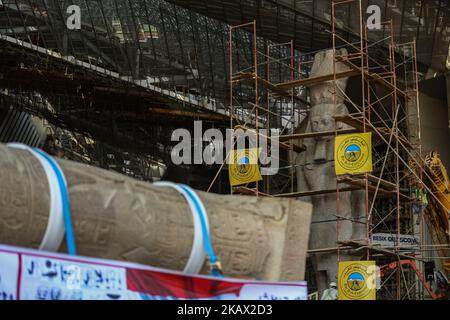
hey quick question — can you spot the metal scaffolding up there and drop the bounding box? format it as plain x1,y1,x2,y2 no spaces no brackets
0,0,448,299
214,0,449,299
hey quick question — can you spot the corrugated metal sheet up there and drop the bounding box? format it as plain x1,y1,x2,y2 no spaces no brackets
0,108,46,147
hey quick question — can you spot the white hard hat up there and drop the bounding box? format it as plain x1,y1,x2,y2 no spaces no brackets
330,282,337,287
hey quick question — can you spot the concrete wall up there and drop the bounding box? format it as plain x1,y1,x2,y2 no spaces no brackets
419,76,450,170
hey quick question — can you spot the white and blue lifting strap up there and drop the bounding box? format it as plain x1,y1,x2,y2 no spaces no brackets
7,143,77,256
7,144,221,276
154,182,224,278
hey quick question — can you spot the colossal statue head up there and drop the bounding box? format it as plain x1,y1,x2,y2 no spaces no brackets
309,48,350,106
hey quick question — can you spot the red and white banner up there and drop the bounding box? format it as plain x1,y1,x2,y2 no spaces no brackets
0,245,307,300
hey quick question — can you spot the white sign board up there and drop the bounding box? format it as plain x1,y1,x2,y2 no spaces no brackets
0,245,308,300
371,233,420,247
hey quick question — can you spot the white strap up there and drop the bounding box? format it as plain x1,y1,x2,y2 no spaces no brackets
7,143,65,252
7,145,208,270
154,181,208,274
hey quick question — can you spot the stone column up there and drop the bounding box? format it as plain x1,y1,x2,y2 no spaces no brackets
0,143,312,281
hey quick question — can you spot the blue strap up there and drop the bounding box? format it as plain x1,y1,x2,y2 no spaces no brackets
33,148,77,256
179,184,223,277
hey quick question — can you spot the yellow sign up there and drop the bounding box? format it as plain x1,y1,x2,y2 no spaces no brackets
229,148,262,187
338,261,377,300
335,132,373,175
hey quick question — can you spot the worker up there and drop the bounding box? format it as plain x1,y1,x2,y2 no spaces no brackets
321,282,338,300
413,189,428,225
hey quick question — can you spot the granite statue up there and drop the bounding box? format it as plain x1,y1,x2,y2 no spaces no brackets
294,49,366,292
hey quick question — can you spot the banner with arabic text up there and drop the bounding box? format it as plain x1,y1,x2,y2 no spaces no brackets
0,245,307,300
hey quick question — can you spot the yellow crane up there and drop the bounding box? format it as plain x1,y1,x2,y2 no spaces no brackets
423,152,450,271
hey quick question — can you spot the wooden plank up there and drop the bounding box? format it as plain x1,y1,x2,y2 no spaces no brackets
366,174,398,190
234,127,306,154
232,187,271,197
335,56,407,98
337,176,411,200
232,72,310,106
276,128,358,141
337,241,419,260
273,186,358,198
275,70,360,91
334,115,414,149
341,173,398,191
338,176,392,195
334,115,365,131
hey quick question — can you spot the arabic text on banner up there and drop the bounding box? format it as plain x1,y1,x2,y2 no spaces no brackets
0,245,307,300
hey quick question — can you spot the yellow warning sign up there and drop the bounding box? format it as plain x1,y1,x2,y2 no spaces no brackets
335,132,373,175
338,261,377,300
229,148,262,187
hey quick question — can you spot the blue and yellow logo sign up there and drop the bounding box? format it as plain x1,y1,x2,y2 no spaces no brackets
229,148,262,187
338,261,377,300
335,133,373,175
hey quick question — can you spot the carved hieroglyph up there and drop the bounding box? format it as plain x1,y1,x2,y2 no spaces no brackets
294,49,366,291
0,143,312,281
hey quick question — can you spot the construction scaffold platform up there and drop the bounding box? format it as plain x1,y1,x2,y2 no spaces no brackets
205,0,450,300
